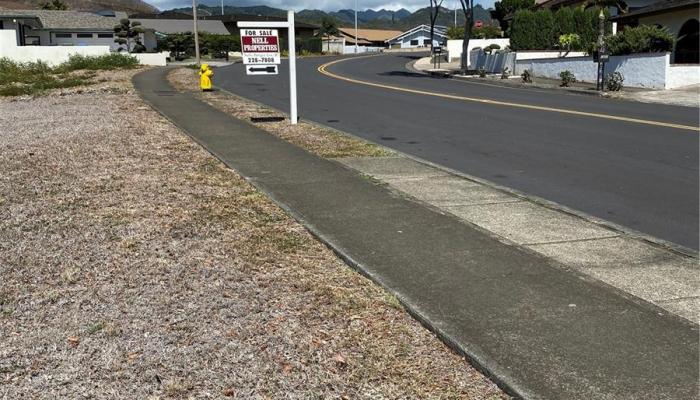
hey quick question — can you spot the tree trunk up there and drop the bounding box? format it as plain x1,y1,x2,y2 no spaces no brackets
459,0,473,73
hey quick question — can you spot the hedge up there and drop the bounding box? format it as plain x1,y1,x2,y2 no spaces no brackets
605,25,674,55
510,6,609,51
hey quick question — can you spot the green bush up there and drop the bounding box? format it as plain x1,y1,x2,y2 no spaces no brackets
606,71,624,91
478,67,487,77
512,6,609,51
604,25,674,55
57,53,139,72
521,69,532,83
558,33,581,51
559,70,576,86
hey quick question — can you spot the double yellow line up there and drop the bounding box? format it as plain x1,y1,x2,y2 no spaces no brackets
318,57,699,132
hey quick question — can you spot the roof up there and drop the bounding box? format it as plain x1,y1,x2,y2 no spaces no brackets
337,27,403,42
131,18,230,35
386,24,448,43
610,0,699,20
0,9,117,31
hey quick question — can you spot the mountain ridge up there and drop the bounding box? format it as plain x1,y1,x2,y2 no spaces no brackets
0,0,157,13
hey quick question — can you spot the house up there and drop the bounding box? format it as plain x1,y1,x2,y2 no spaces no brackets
129,14,230,36
0,9,157,51
610,0,699,63
338,27,403,47
386,24,448,48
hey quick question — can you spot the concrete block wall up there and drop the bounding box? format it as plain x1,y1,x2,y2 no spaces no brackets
515,51,699,89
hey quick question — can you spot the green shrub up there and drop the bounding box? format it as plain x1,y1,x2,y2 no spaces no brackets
485,44,501,53
558,33,581,51
501,66,510,79
478,67,487,77
605,25,674,55
559,70,576,86
521,69,533,83
606,71,624,91
57,53,139,72
513,6,609,51
554,7,576,43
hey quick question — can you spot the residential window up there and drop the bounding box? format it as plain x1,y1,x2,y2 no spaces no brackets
423,39,431,45
76,33,93,38
0,21,4,30
97,33,113,38
410,39,419,46
55,33,72,38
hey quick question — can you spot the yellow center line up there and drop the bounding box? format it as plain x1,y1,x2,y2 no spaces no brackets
318,57,700,132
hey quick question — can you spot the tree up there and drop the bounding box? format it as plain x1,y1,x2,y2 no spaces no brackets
492,0,535,32
41,0,68,10
429,0,444,53
457,0,474,72
317,17,340,53
113,19,146,53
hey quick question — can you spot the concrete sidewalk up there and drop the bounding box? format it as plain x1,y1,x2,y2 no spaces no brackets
134,68,698,400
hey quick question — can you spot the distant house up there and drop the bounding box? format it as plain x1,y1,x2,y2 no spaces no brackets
610,0,699,64
337,27,403,47
0,9,157,51
386,25,448,48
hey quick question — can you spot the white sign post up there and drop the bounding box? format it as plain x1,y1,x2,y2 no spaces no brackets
239,11,298,125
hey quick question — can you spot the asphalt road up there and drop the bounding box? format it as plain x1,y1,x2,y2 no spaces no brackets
216,53,699,250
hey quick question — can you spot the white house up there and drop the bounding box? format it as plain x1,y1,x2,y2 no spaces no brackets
386,24,448,49
0,9,157,52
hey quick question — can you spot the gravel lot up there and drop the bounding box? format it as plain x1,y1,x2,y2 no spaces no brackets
0,69,506,399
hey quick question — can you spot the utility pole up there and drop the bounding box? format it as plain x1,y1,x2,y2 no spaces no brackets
596,10,606,91
221,0,224,16
454,0,457,27
192,0,200,65
354,0,358,54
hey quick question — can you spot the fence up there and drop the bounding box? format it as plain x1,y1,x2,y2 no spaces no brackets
469,50,517,73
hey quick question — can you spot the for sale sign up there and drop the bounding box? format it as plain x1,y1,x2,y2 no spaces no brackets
241,29,281,66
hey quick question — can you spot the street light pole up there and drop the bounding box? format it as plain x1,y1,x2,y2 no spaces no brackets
354,0,358,54
192,0,200,65
221,0,224,16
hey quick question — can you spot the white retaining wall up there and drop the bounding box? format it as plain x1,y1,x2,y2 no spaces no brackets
0,30,108,66
515,50,588,60
343,45,383,54
0,30,169,67
447,38,511,64
133,52,168,67
515,51,699,89
666,64,700,89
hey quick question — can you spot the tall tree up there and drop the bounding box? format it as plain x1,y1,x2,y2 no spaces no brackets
458,0,474,73
428,0,444,53
317,16,340,53
113,19,146,53
492,0,535,32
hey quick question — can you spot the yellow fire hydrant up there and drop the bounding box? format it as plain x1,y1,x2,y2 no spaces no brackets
199,64,213,91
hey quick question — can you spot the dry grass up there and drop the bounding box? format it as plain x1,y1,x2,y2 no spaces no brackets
0,69,507,399
169,67,392,159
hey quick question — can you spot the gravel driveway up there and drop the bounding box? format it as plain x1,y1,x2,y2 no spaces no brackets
0,70,506,399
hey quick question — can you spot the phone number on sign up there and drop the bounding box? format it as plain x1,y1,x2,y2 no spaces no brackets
245,56,278,64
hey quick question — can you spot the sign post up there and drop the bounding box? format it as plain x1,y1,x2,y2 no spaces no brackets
239,11,298,125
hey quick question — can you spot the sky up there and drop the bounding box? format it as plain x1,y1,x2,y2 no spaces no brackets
147,0,495,13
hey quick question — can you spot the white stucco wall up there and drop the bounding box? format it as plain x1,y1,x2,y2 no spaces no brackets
515,50,588,60
0,29,110,66
447,38,511,64
514,52,693,89
133,52,168,66
666,64,700,89
638,8,698,37
343,45,383,54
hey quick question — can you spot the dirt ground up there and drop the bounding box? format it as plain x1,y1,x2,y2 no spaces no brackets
0,69,507,399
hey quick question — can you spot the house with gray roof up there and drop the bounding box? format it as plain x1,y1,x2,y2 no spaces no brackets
0,10,157,51
129,17,230,35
